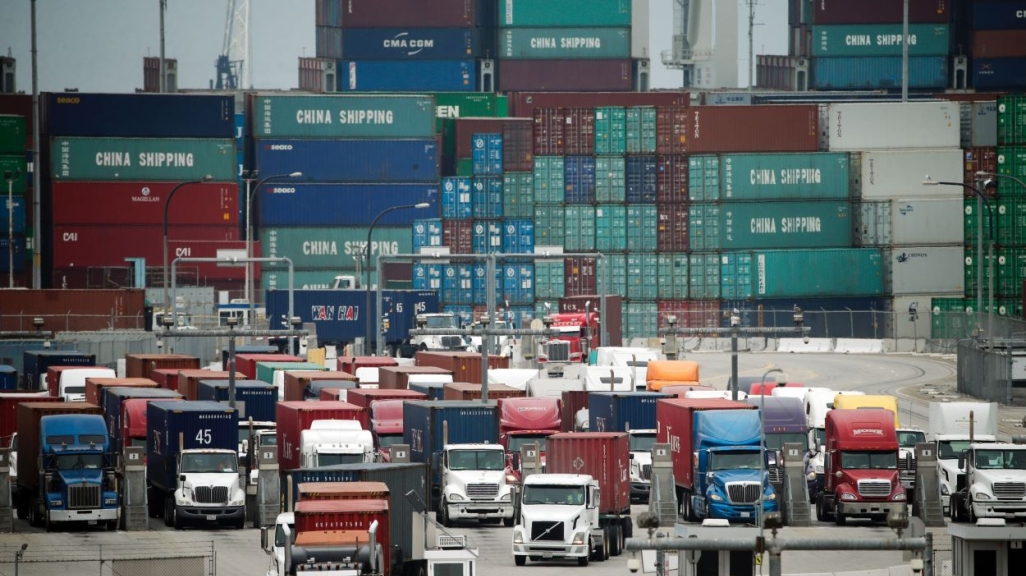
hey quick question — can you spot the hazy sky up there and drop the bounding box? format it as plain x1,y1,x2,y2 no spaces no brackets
1,0,786,93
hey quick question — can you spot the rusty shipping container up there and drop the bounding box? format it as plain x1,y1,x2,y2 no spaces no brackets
964,147,998,191
813,0,949,24
443,220,474,254
276,401,367,470
332,0,481,27
293,499,393,575
560,391,589,432
533,108,595,156
656,107,689,154
377,366,453,390
149,369,181,391
344,388,429,410
297,481,390,503
0,393,61,445
546,432,630,513
336,356,398,374
413,351,509,384
656,155,689,203
972,30,1026,59
124,354,200,381
509,91,689,119
442,382,524,401
498,60,636,92
692,106,820,153
83,377,158,405
52,225,240,268
283,371,358,402
453,117,533,163
657,204,689,252
177,370,248,401
0,289,146,332
51,182,239,226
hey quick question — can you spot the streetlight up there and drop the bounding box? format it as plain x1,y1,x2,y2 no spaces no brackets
365,202,431,355
923,176,993,349
163,175,213,315
4,169,20,288
976,170,1026,197
242,170,303,326
758,368,785,542
14,543,27,576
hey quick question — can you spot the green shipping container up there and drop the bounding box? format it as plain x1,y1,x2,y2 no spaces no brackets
627,205,658,251
608,253,628,297
595,107,627,155
626,107,657,154
998,95,1026,146
657,253,689,300
966,199,999,247
689,204,721,251
436,92,508,173
533,156,565,204
0,115,26,155
689,156,720,202
595,156,626,203
534,205,565,247
595,204,627,252
500,28,631,59
812,24,951,57
534,260,565,299
565,206,596,251
499,0,632,27
964,252,996,299
721,153,851,201
455,158,474,177
627,254,658,300
720,200,852,250
255,361,325,385
985,299,1023,318
720,252,754,300
996,248,1026,298
260,226,412,269
503,172,535,218
625,301,657,340
930,297,969,339
0,155,28,194
689,253,721,300
998,146,1026,196
251,94,436,139
51,137,236,181
752,249,884,298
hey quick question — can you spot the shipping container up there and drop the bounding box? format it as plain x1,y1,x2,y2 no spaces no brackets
276,401,366,470
176,370,248,401
534,260,566,300
626,155,657,203
52,225,240,269
826,102,960,150
595,204,627,252
532,108,566,156
195,380,276,422
970,102,999,149
413,218,444,252
16,402,103,487
964,147,999,191
0,393,60,443
472,220,503,255
0,115,26,154
886,246,964,295
999,146,1026,192
403,400,499,464
813,0,949,24
657,155,689,203
729,297,887,339
546,432,630,513
499,0,631,26
858,148,965,199
656,253,689,299
260,226,411,269
442,382,524,401
0,155,28,194
297,480,389,503
0,290,146,334
657,300,721,330
333,0,485,27
655,107,688,155
812,24,950,56
254,139,439,182
687,204,721,251
258,183,439,227
500,28,631,59
813,56,948,90
46,93,233,138
280,370,355,402
453,118,532,161
315,26,343,58
972,30,1026,59
627,254,659,300
471,177,503,218
233,354,302,383
627,204,658,251
533,205,565,247
589,392,669,433
99,387,181,449
339,27,492,60
971,1,1026,30
497,60,636,92
624,301,658,340
561,258,596,297
858,198,965,246
973,58,1026,90
564,155,596,203
441,177,473,219
255,362,325,387
0,236,27,274
345,388,428,411
510,91,688,119
564,205,597,251
720,252,754,300
0,194,26,234
249,94,435,139
124,354,199,381
443,220,475,255
378,366,453,390
930,296,968,339
532,156,565,204
51,137,236,181
502,172,534,218
20,351,94,392
414,351,509,384
595,107,627,155
719,200,852,250
595,156,626,203
626,106,657,154
0,367,16,391
720,153,850,201
82,377,157,406
337,356,398,375
472,133,504,176
694,106,821,154
51,181,238,226
339,60,476,92
753,249,885,298
502,220,535,254
146,401,237,489
655,399,754,490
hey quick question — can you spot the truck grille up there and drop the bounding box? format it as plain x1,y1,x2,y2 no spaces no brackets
641,464,652,481
466,483,499,500
194,486,229,504
68,483,100,509
530,521,564,542
857,480,891,497
726,482,761,504
441,336,464,349
768,467,784,484
545,341,570,362
993,482,1026,500
898,454,917,472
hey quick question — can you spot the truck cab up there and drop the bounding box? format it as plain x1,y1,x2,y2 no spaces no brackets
537,312,599,364
953,442,1026,522
53,367,116,402
299,420,374,468
171,449,246,528
438,443,514,527
929,401,999,516
512,474,604,567
747,395,814,498
629,429,657,501
805,389,864,494
498,396,561,482
412,313,471,352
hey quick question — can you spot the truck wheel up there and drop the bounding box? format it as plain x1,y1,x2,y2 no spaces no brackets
28,501,41,527
439,499,453,528
173,505,184,530
601,531,610,561
503,516,514,527
609,525,622,556
577,555,589,567
967,496,977,524
950,494,962,522
514,556,526,566
15,498,28,520
815,495,824,522
107,519,118,531
834,506,846,526
163,498,174,528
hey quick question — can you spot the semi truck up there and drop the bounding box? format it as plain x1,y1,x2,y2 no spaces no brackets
345,389,428,461
46,366,116,402
950,441,1026,522
805,388,865,494
588,392,668,502
536,311,600,364
497,396,562,482
146,400,246,529
816,408,907,525
512,473,606,566
746,395,814,498
276,401,366,471
22,350,96,391
928,401,999,516
409,312,471,352
299,420,375,468
14,402,120,530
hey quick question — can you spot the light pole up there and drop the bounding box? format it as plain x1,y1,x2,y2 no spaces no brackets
977,170,1026,198
163,175,213,316
758,367,785,543
923,176,993,349
242,170,302,326
365,202,431,355
14,543,27,576
5,169,20,288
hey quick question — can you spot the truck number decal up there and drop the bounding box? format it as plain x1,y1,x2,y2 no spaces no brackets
195,429,212,444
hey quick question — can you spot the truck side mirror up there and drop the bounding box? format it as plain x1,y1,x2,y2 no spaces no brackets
958,453,966,470
629,453,634,460
179,474,186,482
511,452,521,470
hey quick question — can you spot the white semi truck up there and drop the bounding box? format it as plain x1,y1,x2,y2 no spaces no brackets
951,442,1026,522
438,443,515,527
298,420,374,468
928,401,999,516
512,474,606,567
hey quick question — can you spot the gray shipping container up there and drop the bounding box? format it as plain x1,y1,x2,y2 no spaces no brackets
858,149,964,199
885,246,965,295
857,198,965,246
887,294,962,339
826,102,961,151
970,102,998,148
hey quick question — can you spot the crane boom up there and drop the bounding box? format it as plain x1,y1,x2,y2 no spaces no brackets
214,0,248,90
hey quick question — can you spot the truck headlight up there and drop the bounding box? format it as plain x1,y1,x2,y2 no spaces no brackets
840,493,857,501
572,532,586,545
765,492,776,501
449,493,464,501
708,493,723,501
893,493,906,501
230,497,245,506
974,492,991,500
501,493,511,501
941,484,950,496
513,531,523,544
506,474,519,484
806,472,816,481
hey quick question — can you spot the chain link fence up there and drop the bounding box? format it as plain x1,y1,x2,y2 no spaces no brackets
0,541,215,576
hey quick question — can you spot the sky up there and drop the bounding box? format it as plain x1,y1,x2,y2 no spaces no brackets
1,0,786,94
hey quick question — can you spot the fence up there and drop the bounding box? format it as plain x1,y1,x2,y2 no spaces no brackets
0,541,215,576
957,313,1026,404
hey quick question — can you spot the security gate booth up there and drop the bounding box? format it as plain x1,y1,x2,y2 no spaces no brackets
949,521,1026,576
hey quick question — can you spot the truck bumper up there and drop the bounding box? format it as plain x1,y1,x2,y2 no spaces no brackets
837,501,906,518
708,499,778,522
512,542,588,559
48,508,119,523
176,505,245,524
631,481,651,500
971,501,1026,520
448,502,513,520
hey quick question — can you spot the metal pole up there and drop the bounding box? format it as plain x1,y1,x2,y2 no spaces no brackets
245,175,253,328
731,325,739,401
759,368,783,543
376,254,383,357
976,183,984,336
901,0,909,102
7,176,14,288
30,0,40,288
747,0,755,92
482,254,496,400
159,0,166,93
228,323,236,409
163,177,210,314
769,548,782,576
597,253,607,347
924,531,933,576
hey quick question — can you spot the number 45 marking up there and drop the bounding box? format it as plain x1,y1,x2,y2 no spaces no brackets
195,429,212,444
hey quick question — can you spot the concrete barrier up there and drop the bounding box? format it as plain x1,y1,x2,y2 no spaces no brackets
778,338,833,353
834,339,884,354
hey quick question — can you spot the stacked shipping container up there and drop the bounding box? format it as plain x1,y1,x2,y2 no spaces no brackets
960,1,1026,89
0,113,29,281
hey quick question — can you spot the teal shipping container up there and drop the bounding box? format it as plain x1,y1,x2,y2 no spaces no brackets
721,152,851,201
720,201,852,250
627,205,658,251
689,156,720,202
250,94,436,139
534,260,565,299
720,252,754,300
51,137,236,181
609,253,628,297
534,205,565,246
625,301,657,340
533,156,565,204
657,253,689,300
565,205,596,251
503,172,535,218
626,107,657,154
260,226,411,269
596,204,627,252
596,156,626,202
499,0,632,27
812,24,951,57
0,155,28,194
689,253,722,299
689,204,722,251
255,361,325,384
753,249,884,298
595,107,627,155
627,254,658,300
500,28,632,59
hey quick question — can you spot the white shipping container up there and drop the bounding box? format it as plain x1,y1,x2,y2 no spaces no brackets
858,198,965,246
888,295,963,339
631,0,650,58
971,101,998,148
858,149,964,199
885,246,965,295
827,102,960,151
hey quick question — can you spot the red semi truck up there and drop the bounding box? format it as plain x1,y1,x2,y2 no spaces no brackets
497,396,562,482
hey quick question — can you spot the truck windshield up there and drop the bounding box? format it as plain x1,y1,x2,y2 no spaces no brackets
259,434,277,447
55,454,103,470
897,431,927,448
377,434,403,449
937,440,972,460
522,485,585,505
710,450,761,470
508,435,548,453
840,451,897,470
130,437,147,449
766,433,808,451
318,453,365,466
426,316,458,328
974,449,1026,470
276,522,296,548
62,386,85,395
448,449,505,471
181,453,238,473
629,433,656,452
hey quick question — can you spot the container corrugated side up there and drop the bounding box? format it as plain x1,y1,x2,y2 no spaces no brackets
333,0,485,28
196,380,276,422
500,28,631,59
51,226,241,269
813,0,949,24
51,182,238,226
0,115,26,154
0,194,26,234
753,249,885,298
825,102,960,151
973,58,1026,90
812,56,948,90
588,392,669,433
339,28,493,60
403,400,499,464
721,152,850,201
720,200,852,250
886,246,964,295
51,137,236,181
499,0,631,27
972,1,1026,30
546,432,630,513
250,94,435,139
858,149,964,199
254,139,439,182
258,183,438,227
259,226,411,269
972,30,1026,59
46,93,234,138
688,105,820,154
497,60,635,92
812,24,950,57
339,60,476,92
857,198,965,246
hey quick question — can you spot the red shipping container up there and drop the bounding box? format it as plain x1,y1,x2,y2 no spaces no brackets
336,356,398,375
656,155,689,203
814,0,949,24
546,432,630,513
335,0,477,27
0,393,60,445
564,108,596,155
178,370,248,401
45,366,105,396
657,300,722,330
563,257,597,296
656,399,754,491
498,60,636,93
557,294,623,346
532,108,566,156
125,354,200,380
276,401,367,471
963,147,998,193
453,117,533,160
51,182,239,226
656,107,689,154
689,106,820,154
510,91,690,121
149,368,181,391
503,121,533,172
443,220,474,254
560,390,588,433
235,354,302,381
0,289,146,332
319,388,347,401
284,371,358,402
973,30,1026,59
298,481,390,503
442,382,524,401
344,388,428,410
413,351,509,384
656,204,689,252
293,499,392,575
52,224,239,268
377,366,453,390
83,377,158,406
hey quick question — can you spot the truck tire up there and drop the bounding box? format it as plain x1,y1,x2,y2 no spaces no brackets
173,505,184,530
163,498,174,528
950,494,962,523
601,531,610,561
514,556,526,566
439,498,453,528
609,525,621,556
577,555,589,567
503,516,514,527
28,500,41,527
967,496,977,524
833,498,846,526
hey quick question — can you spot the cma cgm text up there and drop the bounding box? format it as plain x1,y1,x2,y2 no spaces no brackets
294,110,395,125
301,240,401,255
94,152,194,167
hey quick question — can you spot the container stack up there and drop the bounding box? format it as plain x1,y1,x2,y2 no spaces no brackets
433,93,509,176
962,1,1026,90
252,94,440,295
45,93,243,291
0,112,29,283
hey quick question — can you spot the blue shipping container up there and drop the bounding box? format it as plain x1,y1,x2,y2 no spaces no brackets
443,305,474,328
472,177,503,218
503,261,535,305
588,392,670,433
812,56,948,90
472,133,503,176
254,139,439,182
0,237,26,273
973,58,1026,89
472,220,502,253
565,156,596,203
0,195,25,234
472,262,502,305
403,400,499,486
413,219,444,251
147,401,238,490
22,350,95,392
725,297,886,339
972,1,1026,30
0,365,16,391
442,177,473,219
502,219,535,254
339,60,476,92
196,380,277,422
626,156,658,203
46,93,234,138
409,382,447,400
101,387,183,450
338,27,493,60
258,183,440,227
413,263,444,291
443,264,473,304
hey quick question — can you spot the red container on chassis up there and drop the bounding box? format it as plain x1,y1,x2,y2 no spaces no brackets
546,432,630,514
344,388,428,410
657,300,721,330
84,378,158,406
292,499,392,576
377,366,453,390
45,366,105,396
178,370,248,401
813,0,949,23
656,107,689,154
563,257,597,296
284,371,358,402
453,117,533,162
657,204,689,252
413,351,509,384
655,398,755,490
510,91,690,121
498,60,636,92
972,30,1026,59
442,220,474,254
532,108,565,156
149,369,180,391
297,481,390,503
560,391,589,433
558,294,624,347
319,388,348,401
125,354,200,380
656,155,689,203
0,289,145,332
52,224,239,267
236,354,301,381
276,401,367,471
963,147,998,193
0,393,60,445
336,356,399,375
331,0,478,28
442,382,524,401
50,181,239,226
